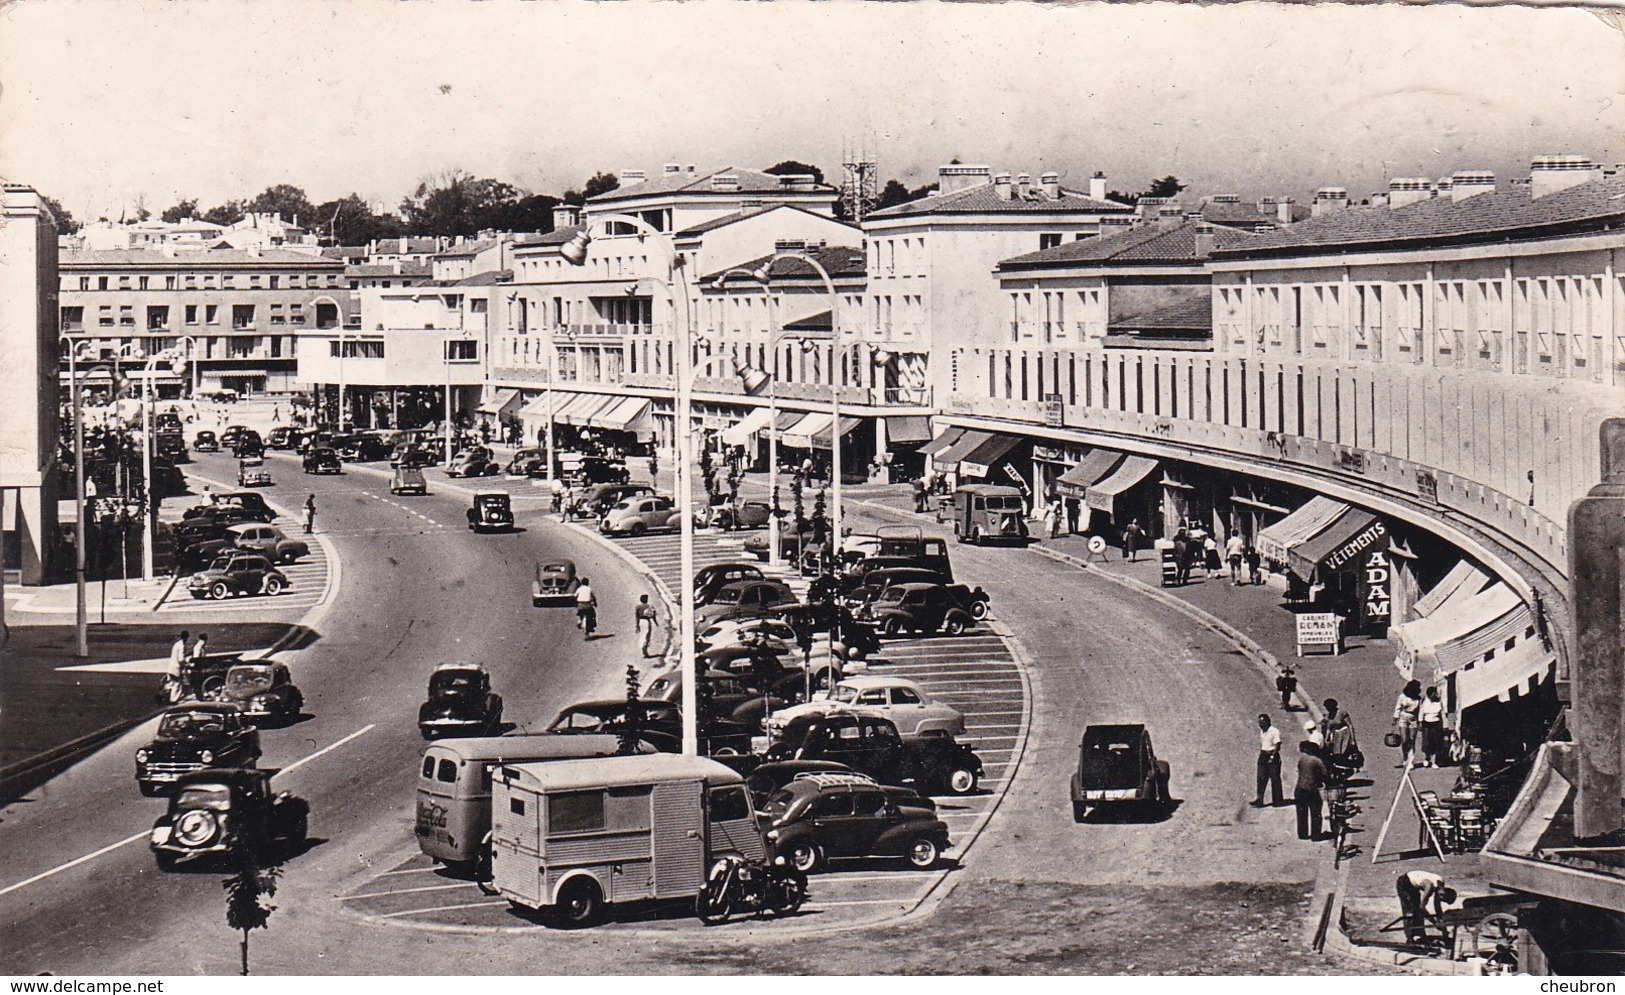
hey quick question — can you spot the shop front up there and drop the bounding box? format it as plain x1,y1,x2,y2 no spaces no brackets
1084,454,1162,540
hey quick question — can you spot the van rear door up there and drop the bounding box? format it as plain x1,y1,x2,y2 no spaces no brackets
650,778,705,898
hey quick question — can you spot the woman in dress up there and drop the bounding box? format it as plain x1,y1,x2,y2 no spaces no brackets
1393,679,1423,767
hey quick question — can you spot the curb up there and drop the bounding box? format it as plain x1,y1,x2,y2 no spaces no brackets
0,709,165,799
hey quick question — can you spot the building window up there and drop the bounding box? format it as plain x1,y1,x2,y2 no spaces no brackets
118,276,131,290
250,275,262,289
98,277,108,291
330,340,384,359
165,275,177,290
185,305,198,325
78,276,90,291
470,298,488,313
146,306,169,330
98,306,113,326
270,305,285,325
205,304,219,324
287,274,300,289
119,306,134,327
138,276,149,290
222,275,234,289
60,306,84,331
199,274,211,289
446,340,479,361
1039,233,1062,251
291,304,305,324
269,275,280,289
232,304,255,329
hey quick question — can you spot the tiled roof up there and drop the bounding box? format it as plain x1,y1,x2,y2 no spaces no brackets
1197,201,1309,228
676,204,856,239
350,261,434,278
998,221,1259,270
369,237,442,255
61,248,343,267
703,245,867,285
1213,176,1625,259
448,269,512,287
513,225,581,249
866,183,1132,220
589,166,836,202
1108,296,1212,332
434,238,498,258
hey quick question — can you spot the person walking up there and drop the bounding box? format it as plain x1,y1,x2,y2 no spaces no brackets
1203,533,1221,577
1065,497,1081,535
1049,499,1064,538
1041,500,1059,540
549,477,564,515
1395,870,1457,945
1294,739,1329,840
1244,544,1263,585
164,630,191,702
1122,519,1143,561
574,576,598,639
190,631,209,667
1225,532,1246,584
912,476,928,514
1276,665,1298,711
303,494,316,534
1393,679,1423,767
1323,697,1360,772
634,594,660,659
1171,529,1191,585
1252,714,1284,807
1419,685,1446,767
272,405,281,423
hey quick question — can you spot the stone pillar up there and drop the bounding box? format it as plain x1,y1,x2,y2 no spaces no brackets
1569,418,1625,839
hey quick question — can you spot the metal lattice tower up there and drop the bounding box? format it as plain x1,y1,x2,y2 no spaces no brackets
841,139,878,223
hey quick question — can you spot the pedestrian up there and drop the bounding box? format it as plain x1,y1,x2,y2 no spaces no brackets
1203,534,1221,576
1323,697,1361,772
1393,679,1423,767
164,630,191,702
1275,665,1298,711
912,476,928,514
1049,499,1064,538
1294,740,1329,840
1394,870,1457,945
190,631,209,666
1252,713,1284,808
1041,501,1059,539
1172,528,1190,585
648,450,660,481
562,484,576,521
574,576,598,639
272,405,281,423
1419,686,1445,767
634,594,660,658
1065,497,1081,535
1122,519,1143,561
1226,532,1246,585
1303,720,1324,749
549,477,564,515
1244,544,1263,585
303,494,316,534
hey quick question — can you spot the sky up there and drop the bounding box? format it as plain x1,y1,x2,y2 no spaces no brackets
3,0,1623,222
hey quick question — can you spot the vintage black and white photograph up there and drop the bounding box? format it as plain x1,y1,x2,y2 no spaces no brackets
1,0,1622,978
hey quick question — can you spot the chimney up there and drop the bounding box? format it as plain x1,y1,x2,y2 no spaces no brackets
392,258,401,274
937,164,992,194
663,163,682,175
1311,187,1349,217
710,173,740,191
685,164,697,176
1040,172,1060,199
1192,221,1216,258
552,205,580,229
1369,191,1390,208
776,174,816,191
1531,154,1600,199
1157,205,1184,228
1450,171,1496,202
1089,171,1107,202
1274,197,1295,225
1137,197,1170,222
618,169,647,186
1099,215,1135,233
1015,173,1031,199
1387,178,1433,209
1211,194,1241,204
993,172,1013,200
739,198,764,210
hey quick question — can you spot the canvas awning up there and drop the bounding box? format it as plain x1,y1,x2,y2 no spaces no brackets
1254,496,1346,564
476,388,520,416
557,393,615,427
921,426,967,459
1055,449,1125,499
517,392,557,421
1391,582,1527,686
1414,561,1491,619
720,407,776,448
1453,629,1556,711
810,417,861,450
589,396,652,434
774,411,805,432
1084,456,1159,515
780,412,833,449
886,416,933,445
934,430,993,470
1285,506,1386,583
956,433,1022,479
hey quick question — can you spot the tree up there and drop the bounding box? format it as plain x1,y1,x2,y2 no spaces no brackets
765,160,825,186
312,194,404,245
130,194,152,223
40,195,75,232
495,192,560,234
222,856,280,976
1106,175,1188,206
399,171,533,237
201,200,246,226
563,171,619,206
245,184,317,225
160,198,199,223
874,179,936,211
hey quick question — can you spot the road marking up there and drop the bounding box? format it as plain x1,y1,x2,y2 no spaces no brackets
342,881,477,900
282,724,374,774
378,899,508,919
381,865,444,877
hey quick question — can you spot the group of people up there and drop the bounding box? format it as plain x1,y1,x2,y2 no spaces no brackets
1253,698,1362,841
1393,679,1449,768
161,629,211,702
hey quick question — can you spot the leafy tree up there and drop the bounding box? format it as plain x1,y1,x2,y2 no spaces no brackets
498,192,560,234
765,160,825,186
222,856,280,976
874,179,936,211
40,195,75,232
201,200,246,226
245,184,317,225
400,171,536,237
1106,175,1188,206
130,194,151,223
160,198,199,223
312,194,404,245
563,171,619,207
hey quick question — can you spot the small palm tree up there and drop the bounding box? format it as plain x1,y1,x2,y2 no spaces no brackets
222,853,280,976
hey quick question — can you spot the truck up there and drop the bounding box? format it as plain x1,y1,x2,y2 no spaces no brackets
489,754,766,925
949,484,1029,546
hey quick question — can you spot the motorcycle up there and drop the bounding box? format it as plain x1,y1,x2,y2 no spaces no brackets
694,854,807,925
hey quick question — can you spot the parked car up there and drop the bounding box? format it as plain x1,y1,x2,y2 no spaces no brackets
745,760,856,808
266,426,297,450
693,579,799,627
233,429,265,459
194,429,219,452
766,677,965,742
447,447,501,478
135,702,262,796
220,660,304,725
641,669,794,729
174,504,266,546
390,466,428,496
417,663,504,740
569,455,630,485
294,429,333,454
761,771,952,873
236,457,272,487
599,495,679,536
700,500,773,530
849,567,991,621
1070,723,1171,821
174,536,238,573
394,445,439,469
776,601,880,660
764,713,982,796
743,526,819,564
545,698,754,756
861,583,978,637
337,434,394,462
466,491,514,532
531,559,580,606
227,523,308,564
505,447,546,476
204,491,276,521
570,483,654,521
303,447,343,474
149,769,307,869
156,431,188,463
187,552,290,600
694,562,766,606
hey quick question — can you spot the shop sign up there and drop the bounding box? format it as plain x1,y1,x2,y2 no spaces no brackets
1001,462,1030,494
701,414,730,430
1337,448,1366,474
1295,612,1343,657
1415,469,1438,504
1362,549,1392,625
960,461,990,478
1322,519,1387,573
1042,393,1065,427
1033,445,1064,462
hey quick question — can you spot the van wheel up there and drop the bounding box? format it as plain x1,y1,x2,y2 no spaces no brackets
556,878,602,926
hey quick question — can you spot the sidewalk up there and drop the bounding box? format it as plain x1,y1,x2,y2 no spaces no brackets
850,484,1504,969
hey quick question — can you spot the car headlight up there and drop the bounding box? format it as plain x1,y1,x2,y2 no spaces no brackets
199,750,214,764
136,748,149,762
765,829,780,842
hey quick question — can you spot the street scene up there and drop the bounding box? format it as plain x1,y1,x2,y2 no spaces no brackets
2,0,1623,981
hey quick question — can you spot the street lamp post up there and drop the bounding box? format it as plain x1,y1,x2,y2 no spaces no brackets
60,337,97,657
139,348,187,582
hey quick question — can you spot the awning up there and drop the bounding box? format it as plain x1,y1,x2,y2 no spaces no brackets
517,392,556,421
1085,455,1159,515
476,388,520,416
957,433,1022,479
720,407,776,448
590,396,652,432
774,411,805,432
934,430,993,470
886,416,933,445
810,417,861,450
1414,561,1491,619
557,393,614,427
1254,496,1346,564
921,426,966,459
1055,449,1125,499
1285,506,1386,582
1391,582,1527,686
1454,628,1555,710
781,412,833,449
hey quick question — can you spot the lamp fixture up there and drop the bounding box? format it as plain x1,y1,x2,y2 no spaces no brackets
561,230,592,265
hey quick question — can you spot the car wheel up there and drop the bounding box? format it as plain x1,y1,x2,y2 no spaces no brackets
881,617,902,638
786,842,822,874
971,600,989,621
263,576,284,596
906,837,941,870
555,878,603,927
210,581,230,600
944,616,967,636
947,767,978,796
629,522,647,537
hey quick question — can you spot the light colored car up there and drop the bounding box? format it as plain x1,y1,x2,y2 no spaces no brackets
390,466,428,495
765,676,965,742
227,523,309,564
599,495,679,536
696,617,848,663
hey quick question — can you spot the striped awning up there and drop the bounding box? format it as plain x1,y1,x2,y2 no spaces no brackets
1254,496,1347,565
809,417,860,450
1285,506,1386,583
956,433,1022,479
1055,449,1124,499
934,430,993,470
780,412,833,449
886,416,933,445
921,426,966,459
1084,456,1159,515
476,388,520,416
720,407,776,448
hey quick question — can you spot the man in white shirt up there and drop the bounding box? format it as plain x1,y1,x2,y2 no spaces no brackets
1225,533,1246,584
1253,713,1283,807
574,577,597,638
164,631,190,702
1396,870,1457,944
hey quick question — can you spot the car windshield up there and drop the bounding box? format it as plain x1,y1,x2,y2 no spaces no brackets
879,588,907,605
763,789,796,821
226,668,273,690
158,711,226,737
828,685,860,704
207,555,233,571
542,564,570,576
175,785,232,810
553,710,608,732
985,496,1022,509
432,672,481,692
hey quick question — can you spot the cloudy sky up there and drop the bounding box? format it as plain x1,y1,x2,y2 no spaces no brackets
3,0,1621,220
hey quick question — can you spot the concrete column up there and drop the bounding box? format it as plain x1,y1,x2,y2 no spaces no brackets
1569,417,1625,839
